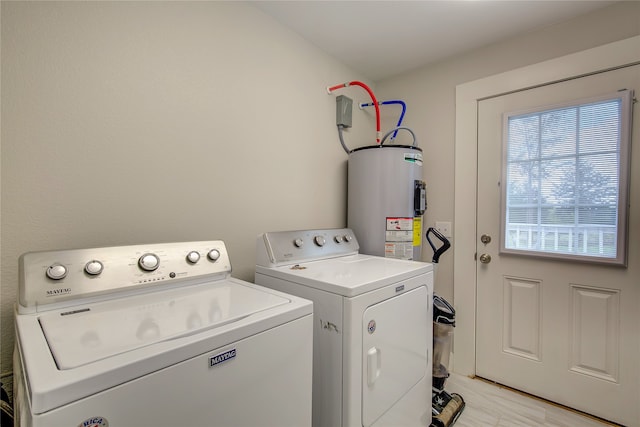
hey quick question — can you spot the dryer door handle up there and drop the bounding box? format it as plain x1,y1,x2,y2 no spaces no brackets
367,347,381,386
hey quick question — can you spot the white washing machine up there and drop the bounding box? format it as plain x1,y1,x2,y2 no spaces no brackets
14,240,313,427
255,228,433,427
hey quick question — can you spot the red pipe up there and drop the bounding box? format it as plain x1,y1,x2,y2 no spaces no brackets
327,83,347,92
328,81,381,143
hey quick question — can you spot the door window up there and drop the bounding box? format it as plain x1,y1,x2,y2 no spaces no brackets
500,90,633,265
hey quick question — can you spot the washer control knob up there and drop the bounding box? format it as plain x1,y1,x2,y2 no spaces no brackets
314,236,326,247
46,263,68,280
293,238,304,248
84,260,104,276
344,234,353,243
207,249,221,262
186,251,201,264
138,253,160,271
334,235,343,243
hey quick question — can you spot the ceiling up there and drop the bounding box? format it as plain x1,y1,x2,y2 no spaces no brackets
250,1,618,81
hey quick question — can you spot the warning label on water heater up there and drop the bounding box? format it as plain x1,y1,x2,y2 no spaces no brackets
385,217,414,260
386,217,413,232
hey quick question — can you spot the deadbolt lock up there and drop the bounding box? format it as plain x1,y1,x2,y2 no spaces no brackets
480,234,492,244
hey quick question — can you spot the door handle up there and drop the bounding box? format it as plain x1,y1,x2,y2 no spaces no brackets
367,347,381,386
479,254,492,264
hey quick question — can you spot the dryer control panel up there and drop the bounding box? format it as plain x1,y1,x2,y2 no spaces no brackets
257,228,359,267
18,241,231,313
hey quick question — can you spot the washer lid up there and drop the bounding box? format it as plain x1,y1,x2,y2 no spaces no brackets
39,280,290,369
256,254,432,297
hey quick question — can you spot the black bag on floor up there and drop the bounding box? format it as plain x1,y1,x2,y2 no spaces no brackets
1,382,13,427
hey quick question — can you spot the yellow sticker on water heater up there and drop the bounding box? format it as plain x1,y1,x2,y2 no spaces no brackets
413,217,422,246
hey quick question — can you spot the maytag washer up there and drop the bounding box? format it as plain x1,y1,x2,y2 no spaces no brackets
255,228,433,427
14,241,313,427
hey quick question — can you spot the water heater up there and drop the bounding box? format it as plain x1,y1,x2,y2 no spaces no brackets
348,145,426,260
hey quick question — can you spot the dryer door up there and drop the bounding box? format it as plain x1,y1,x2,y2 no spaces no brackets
361,285,429,427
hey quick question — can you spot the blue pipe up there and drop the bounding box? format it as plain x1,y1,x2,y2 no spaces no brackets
360,100,406,141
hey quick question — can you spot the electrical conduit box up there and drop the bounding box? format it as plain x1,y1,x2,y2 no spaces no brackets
336,95,353,128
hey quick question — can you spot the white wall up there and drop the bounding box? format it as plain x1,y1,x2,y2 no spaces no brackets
0,2,376,380
376,1,640,301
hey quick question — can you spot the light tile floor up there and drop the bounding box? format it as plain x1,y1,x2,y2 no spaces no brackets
445,373,618,427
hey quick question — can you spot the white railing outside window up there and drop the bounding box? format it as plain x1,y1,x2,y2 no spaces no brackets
504,224,617,257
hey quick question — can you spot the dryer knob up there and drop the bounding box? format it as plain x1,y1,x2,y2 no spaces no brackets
84,260,104,276
138,253,160,271
344,234,353,243
314,236,326,247
207,249,221,262
334,235,343,243
46,263,68,280
186,251,201,264
293,238,304,248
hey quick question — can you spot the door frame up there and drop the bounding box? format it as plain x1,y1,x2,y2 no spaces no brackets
453,35,640,376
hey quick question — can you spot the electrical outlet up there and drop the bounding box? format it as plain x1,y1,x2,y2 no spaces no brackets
435,221,452,238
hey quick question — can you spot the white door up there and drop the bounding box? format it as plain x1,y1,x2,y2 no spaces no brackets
361,286,428,427
476,65,639,426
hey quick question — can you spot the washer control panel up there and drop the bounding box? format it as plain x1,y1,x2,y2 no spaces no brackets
18,241,231,313
257,228,359,266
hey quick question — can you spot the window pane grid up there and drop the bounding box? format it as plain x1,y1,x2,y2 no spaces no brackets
503,96,623,260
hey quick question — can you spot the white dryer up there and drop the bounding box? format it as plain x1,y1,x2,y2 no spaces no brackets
255,228,433,427
14,241,313,427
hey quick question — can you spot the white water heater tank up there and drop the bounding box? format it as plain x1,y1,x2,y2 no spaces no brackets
348,145,426,260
